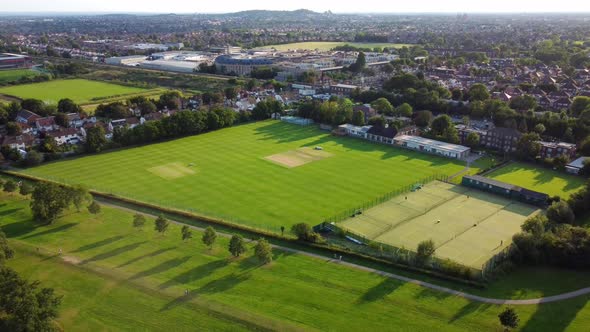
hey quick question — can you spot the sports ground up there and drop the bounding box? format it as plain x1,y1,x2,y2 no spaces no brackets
0,78,149,104
20,121,465,231
0,68,40,83
486,162,585,199
339,181,540,269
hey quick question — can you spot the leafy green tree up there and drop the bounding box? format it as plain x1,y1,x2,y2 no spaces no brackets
30,183,71,224
431,114,453,136
57,98,81,113
181,225,193,242
68,185,89,212
87,201,101,215
416,239,436,263
465,132,480,148
570,96,590,117
509,95,537,111
202,226,217,249
413,110,433,127
137,100,157,115
0,230,14,263
546,200,575,224
154,215,169,235
228,234,247,257
21,98,46,115
371,98,394,115
84,126,107,153
224,87,238,100
133,214,147,230
516,133,541,161
498,307,519,330
468,83,490,101
19,182,34,196
254,238,273,264
159,91,182,110
533,123,546,135
351,110,365,126
396,103,413,117
3,180,17,193
368,116,386,129
6,122,22,136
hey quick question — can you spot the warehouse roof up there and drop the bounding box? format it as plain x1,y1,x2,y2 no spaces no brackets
394,135,470,154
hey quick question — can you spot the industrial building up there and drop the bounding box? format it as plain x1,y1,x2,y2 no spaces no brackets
462,175,549,207
214,55,274,76
393,135,471,160
105,55,147,66
566,157,588,175
139,60,198,73
0,53,32,69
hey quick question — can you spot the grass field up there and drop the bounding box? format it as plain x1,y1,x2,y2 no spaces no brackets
0,68,40,83
0,78,148,105
486,162,585,199
258,42,414,51
339,181,539,269
2,193,590,331
20,121,465,231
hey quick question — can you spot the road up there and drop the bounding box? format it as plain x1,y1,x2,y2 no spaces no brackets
97,199,590,306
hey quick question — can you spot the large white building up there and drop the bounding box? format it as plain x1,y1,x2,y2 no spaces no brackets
393,135,471,160
105,55,147,66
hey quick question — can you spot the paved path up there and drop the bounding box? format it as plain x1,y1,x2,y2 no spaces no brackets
97,199,590,306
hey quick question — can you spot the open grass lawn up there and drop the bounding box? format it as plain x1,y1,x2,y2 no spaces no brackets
486,162,585,199
258,42,414,51
339,181,539,269
0,78,148,105
2,193,590,331
0,68,39,83
21,121,465,231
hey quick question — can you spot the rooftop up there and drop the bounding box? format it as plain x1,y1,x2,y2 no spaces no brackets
394,135,470,153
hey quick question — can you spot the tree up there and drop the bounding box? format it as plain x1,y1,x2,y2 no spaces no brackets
0,229,14,262
87,201,101,215
368,116,386,129
509,95,537,111
84,126,107,153
465,132,480,148
413,110,433,127
533,123,546,135
0,266,62,331
516,133,541,161
68,185,90,212
246,79,257,91
137,100,157,115
57,98,80,113
133,214,146,230
546,200,575,224
570,96,590,117
202,226,217,249
30,182,71,224
3,180,17,193
351,110,365,126
396,103,413,117
19,182,33,196
416,239,436,263
224,87,238,100
154,215,169,235
21,98,46,115
468,83,490,101
431,114,453,136
349,51,366,72
181,225,193,242
6,122,22,136
371,98,394,115
290,222,323,243
159,91,182,110
228,234,247,257
254,238,273,264
498,307,519,330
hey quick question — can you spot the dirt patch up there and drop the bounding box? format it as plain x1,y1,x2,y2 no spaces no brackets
264,147,333,168
147,162,197,180
62,255,81,265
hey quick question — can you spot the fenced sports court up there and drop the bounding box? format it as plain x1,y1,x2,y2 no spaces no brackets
338,181,540,270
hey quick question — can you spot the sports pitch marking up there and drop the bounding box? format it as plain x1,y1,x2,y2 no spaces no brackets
264,147,333,168
147,162,196,180
339,181,540,269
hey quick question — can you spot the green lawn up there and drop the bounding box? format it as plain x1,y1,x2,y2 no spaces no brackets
0,68,40,83
486,162,586,199
258,42,414,51
2,193,590,331
0,78,147,105
21,121,465,231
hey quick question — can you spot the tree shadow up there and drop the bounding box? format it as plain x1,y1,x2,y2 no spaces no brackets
414,287,452,301
80,241,147,265
128,255,191,280
448,302,491,323
0,207,23,217
117,247,177,268
73,235,126,253
356,278,403,304
521,297,588,332
21,223,78,240
158,258,229,289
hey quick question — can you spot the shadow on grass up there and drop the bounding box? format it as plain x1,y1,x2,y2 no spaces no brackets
73,235,126,253
520,297,589,332
448,302,492,323
21,223,78,240
0,207,23,217
80,241,147,265
414,287,452,301
159,272,251,312
117,247,177,268
356,278,403,304
158,258,229,289
128,255,191,280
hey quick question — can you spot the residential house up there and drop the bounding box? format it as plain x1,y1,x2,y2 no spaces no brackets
47,128,80,145
15,110,41,125
36,116,58,132
1,134,35,150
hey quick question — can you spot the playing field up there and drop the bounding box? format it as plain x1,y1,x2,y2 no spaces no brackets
486,162,585,199
20,121,465,231
0,78,147,104
0,68,40,83
339,181,540,269
258,42,414,51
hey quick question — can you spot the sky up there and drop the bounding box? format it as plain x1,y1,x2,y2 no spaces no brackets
1,0,589,14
